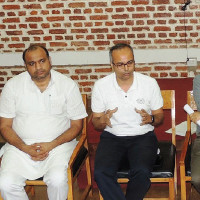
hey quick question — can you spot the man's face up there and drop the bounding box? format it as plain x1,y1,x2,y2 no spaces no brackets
111,47,135,81
24,47,51,81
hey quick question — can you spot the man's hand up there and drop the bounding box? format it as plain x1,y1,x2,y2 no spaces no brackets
135,108,152,126
190,112,200,124
23,142,53,161
100,107,118,128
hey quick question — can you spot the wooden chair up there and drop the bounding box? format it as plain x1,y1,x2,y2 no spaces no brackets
0,94,92,200
179,91,196,200
99,90,177,200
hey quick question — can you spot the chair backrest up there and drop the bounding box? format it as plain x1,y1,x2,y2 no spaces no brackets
186,91,197,135
81,94,87,137
161,90,176,146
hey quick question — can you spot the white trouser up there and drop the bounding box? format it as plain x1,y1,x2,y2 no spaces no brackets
0,165,68,200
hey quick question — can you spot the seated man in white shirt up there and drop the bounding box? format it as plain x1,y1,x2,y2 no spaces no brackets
0,44,87,200
92,43,164,200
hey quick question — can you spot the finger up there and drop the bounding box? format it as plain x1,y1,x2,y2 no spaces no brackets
135,108,141,113
111,107,118,113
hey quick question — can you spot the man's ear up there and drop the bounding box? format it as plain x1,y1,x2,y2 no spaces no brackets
49,56,52,66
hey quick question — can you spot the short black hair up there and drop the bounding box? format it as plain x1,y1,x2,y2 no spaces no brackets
22,45,49,63
109,43,134,62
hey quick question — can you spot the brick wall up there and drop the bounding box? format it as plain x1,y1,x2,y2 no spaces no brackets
0,0,200,94
0,62,189,95
1,0,200,51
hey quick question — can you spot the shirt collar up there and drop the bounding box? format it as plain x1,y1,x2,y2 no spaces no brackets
112,72,138,91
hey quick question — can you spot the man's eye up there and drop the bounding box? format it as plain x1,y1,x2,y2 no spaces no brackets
40,59,45,63
116,63,123,67
127,60,134,65
28,62,35,66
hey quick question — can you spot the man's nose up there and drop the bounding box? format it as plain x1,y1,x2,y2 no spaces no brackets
124,64,128,71
35,62,41,70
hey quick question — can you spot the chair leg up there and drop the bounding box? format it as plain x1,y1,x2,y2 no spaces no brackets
169,178,175,200
180,166,187,200
99,190,103,200
0,192,3,200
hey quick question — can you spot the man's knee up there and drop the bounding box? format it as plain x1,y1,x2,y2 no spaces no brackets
0,173,23,193
44,168,67,187
94,167,116,183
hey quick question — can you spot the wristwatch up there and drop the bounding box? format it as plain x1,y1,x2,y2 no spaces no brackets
151,115,155,124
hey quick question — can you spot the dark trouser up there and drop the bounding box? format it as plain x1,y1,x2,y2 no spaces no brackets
94,131,158,200
191,137,200,193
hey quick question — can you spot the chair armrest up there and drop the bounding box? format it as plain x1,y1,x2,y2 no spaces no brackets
68,134,87,168
179,130,191,165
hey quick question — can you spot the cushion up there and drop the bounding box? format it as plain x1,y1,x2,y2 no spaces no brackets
117,141,176,179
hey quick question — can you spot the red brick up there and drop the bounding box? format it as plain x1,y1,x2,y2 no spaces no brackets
112,28,129,32
111,1,129,6
150,73,159,78
7,12,16,16
49,29,66,34
22,37,30,41
3,18,20,23
3,5,20,9
153,0,169,4
46,3,64,8
91,28,108,33
0,12,5,17
75,69,92,74
55,36,63,40
30,11,37,15
74,9,81,14
155,66,171,71
68,2,85,8
146,6,155,11
175,26,192,31
175,12,193,18
47,16,64,22
50,42,67,47
131,0,149,5
56,69,69,74
70,75,79,80
27,30,44,35
71,41,89,46
8,43,25,48
52,23,61,28
112,14,129,19
95,68,112,73
153,13,171,18
41,23,50,28
79,81,94,87
154,26,171,31
132,27,150,31
105,22,114,26
134,40,151,44
0,24,6,29
6,31,22,35
115,21,124,26
116,8,124,12
71,29,88,33
89,2,107,7
107,34,115,39
26,17,43,22
23,4,41,9
135,67,151,71
160,73,168,77
154,39,172,44
69,16,86,21
132,13,150,18
90,15,108,20
43,36,52,41
169,72,178,77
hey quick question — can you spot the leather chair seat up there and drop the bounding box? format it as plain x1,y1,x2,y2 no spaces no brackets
117,141,176,179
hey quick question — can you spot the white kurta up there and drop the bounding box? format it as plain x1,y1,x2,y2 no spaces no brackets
0,69,87,180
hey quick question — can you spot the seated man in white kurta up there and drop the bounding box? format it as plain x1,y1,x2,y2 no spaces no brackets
0,45,87,200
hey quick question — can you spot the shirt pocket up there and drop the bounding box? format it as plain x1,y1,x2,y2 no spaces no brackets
50,96,66,115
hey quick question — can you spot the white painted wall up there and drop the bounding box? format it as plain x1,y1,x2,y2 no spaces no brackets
0,48,200,66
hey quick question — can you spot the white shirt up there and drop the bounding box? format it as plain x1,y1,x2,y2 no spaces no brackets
92,72,163,136
0,69,87,180
0,69,87,144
